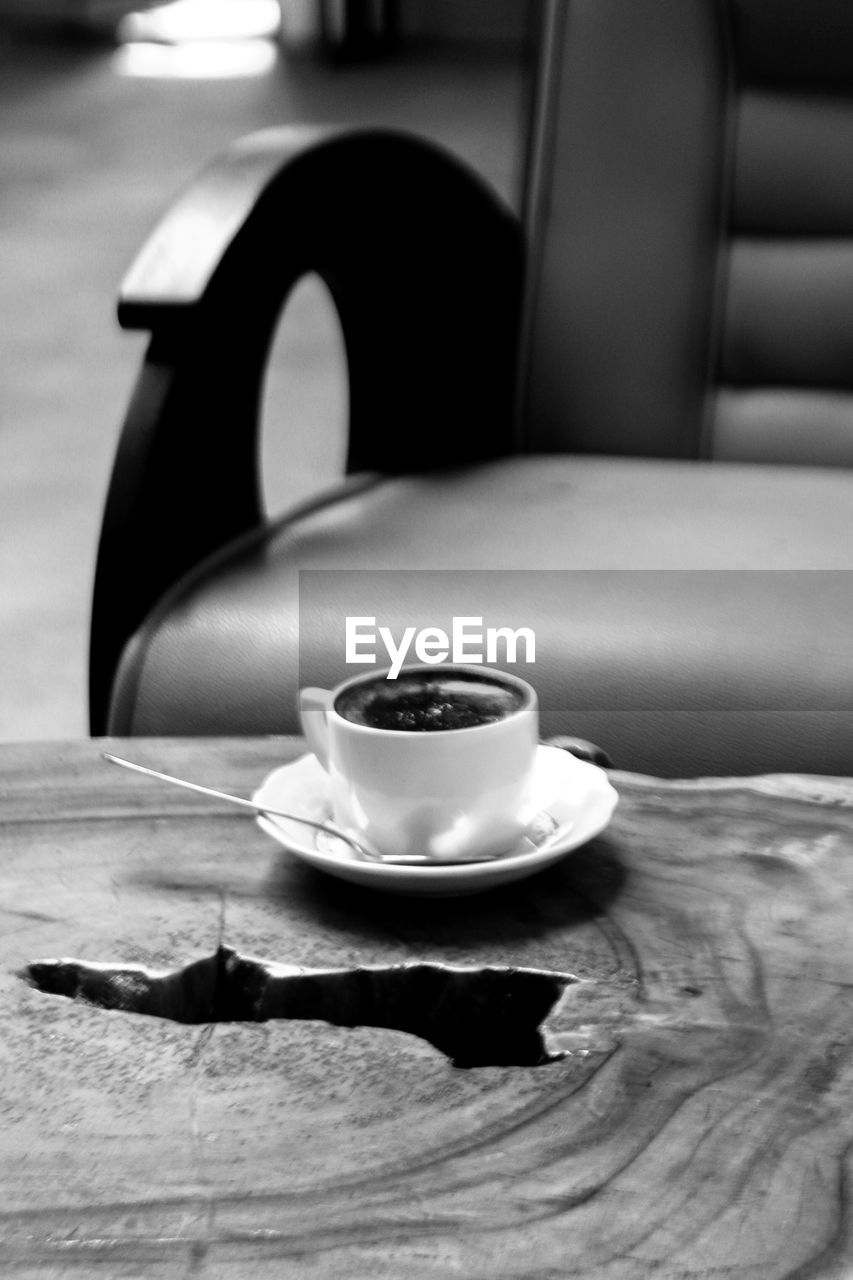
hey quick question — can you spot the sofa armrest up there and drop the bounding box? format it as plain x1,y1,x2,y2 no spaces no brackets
89,125,523,734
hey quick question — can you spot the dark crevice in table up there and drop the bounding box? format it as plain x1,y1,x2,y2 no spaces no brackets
22,947,580,1069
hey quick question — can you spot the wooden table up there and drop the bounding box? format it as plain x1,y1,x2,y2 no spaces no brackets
3,738,853,1278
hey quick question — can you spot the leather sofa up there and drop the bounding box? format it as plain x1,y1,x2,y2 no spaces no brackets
90,0,853,777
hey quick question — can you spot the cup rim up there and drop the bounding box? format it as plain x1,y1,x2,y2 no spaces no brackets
329,663,537,737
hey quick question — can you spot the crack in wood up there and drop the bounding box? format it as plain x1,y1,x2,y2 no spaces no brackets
23,947,578,1068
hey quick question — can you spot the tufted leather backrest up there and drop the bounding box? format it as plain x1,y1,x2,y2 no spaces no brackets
518,0,853,467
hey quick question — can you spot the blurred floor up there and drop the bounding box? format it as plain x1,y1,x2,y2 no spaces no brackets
0,16,528,739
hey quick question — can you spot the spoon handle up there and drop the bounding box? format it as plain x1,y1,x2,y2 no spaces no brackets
103,753,290,817
100,753,400,859
101,753,500,866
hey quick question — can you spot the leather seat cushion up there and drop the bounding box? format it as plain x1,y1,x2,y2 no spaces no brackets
110,455,853,776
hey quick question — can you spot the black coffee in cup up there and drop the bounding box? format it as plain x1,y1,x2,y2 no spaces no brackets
335,668,525,733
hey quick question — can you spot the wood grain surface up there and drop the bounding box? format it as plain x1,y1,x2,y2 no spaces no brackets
2,738,853,1278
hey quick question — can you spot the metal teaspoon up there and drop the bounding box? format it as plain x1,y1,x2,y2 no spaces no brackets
100,753,434,864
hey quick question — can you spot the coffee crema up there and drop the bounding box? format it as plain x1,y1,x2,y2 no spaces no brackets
335,669,525,733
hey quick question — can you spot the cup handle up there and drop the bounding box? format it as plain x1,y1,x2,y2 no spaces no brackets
299,688,333,771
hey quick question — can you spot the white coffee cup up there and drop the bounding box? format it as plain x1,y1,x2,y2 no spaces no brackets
299,664,539,860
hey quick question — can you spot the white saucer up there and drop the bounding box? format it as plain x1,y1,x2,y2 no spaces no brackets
252,746,618,897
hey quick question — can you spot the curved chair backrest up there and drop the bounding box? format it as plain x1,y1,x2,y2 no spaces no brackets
518,0,853,468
